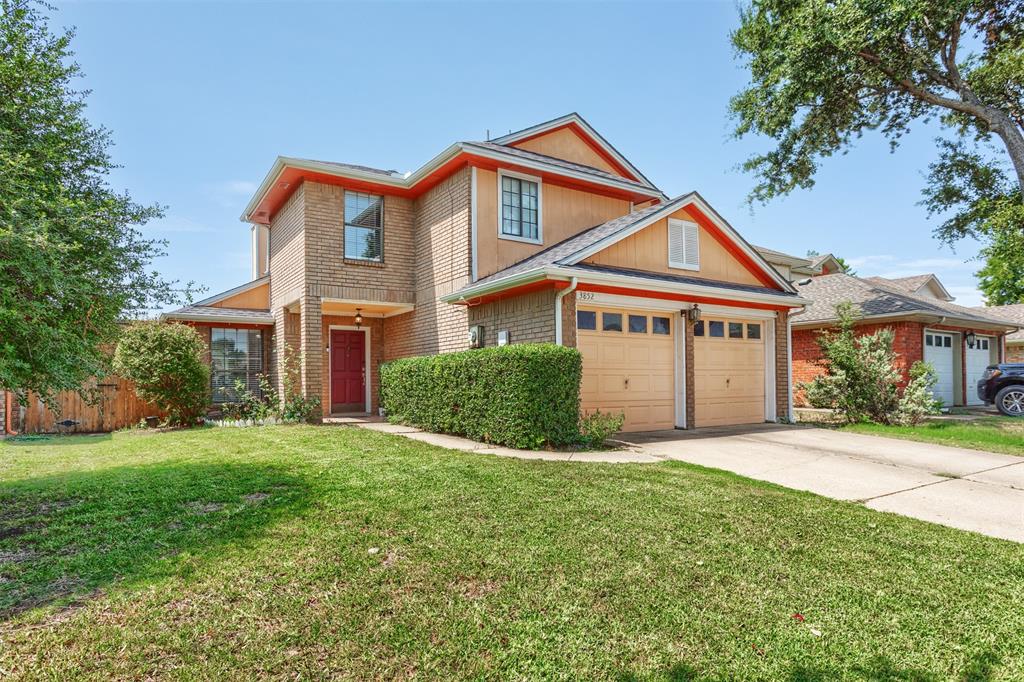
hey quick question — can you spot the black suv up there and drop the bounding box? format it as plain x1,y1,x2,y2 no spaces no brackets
978,364,1024,417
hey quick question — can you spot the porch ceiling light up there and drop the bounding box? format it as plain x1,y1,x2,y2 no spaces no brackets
354,308,363,328
966,331,976,348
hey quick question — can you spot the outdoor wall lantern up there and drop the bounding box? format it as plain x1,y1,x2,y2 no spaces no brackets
966,331,976,349
354,308,363,328
686,305,702,323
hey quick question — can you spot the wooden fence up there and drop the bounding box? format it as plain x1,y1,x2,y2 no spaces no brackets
10,377,163,434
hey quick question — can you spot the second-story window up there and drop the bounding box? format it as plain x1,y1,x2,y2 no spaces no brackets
500,171,541,242
344,191,383,261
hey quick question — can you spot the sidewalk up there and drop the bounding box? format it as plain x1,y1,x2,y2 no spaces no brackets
326,416,662,464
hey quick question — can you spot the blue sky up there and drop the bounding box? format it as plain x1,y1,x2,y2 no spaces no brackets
55,0,987,306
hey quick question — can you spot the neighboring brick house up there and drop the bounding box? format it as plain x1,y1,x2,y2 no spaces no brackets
973,304,1024,363
163,113,807,431
755,248,1019,409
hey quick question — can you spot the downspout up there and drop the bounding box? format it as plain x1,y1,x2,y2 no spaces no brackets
554,278,578,346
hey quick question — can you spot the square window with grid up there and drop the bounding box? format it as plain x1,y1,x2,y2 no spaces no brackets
500,175,539,241
344,191,383,261
210,328,263,404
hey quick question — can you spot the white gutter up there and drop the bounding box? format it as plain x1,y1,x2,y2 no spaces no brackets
242,142,665,223
160,312,275,325
441,266,808,309
554,277,578,345
791,310,1016,332
786,315,794,423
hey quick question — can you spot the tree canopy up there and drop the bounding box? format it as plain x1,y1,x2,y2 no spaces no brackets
731,0,1024,302
0,0,187,402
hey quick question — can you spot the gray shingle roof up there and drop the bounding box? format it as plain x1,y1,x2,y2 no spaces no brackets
292,158,400,177
162,306,274,324
474,196,693,285
792,273,1015,327
464,141,661,194
567,263,798,297
972,303,1024,342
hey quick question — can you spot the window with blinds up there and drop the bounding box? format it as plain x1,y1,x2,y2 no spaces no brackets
344,191,383,261
668,218,700,270
210,328,264,403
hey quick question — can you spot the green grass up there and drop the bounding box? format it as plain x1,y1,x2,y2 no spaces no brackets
843,417,1024,456
1,426,1023,679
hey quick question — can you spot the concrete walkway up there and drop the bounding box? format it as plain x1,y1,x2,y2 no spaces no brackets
332,417,661,463
620,424,1024,543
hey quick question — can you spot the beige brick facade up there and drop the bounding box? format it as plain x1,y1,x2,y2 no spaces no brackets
775,310,790,421
468,288,559,346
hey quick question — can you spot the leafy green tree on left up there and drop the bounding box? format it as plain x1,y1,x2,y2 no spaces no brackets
0,0,191,404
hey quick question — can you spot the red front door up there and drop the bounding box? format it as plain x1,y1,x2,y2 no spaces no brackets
331,330,365,413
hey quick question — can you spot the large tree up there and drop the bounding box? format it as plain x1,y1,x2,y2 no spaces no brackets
730,0,1024,302
0,0,186,403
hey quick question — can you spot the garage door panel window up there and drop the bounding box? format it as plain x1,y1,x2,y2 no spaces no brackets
694,320,705,336
709,321,724,338
747,323,761,339
628,315,648,334
602,312,623,332
577,310,597,330
728,322,743,339
653,317,671,335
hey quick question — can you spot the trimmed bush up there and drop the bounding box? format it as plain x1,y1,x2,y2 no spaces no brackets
113,321,209,426
379,344,582,449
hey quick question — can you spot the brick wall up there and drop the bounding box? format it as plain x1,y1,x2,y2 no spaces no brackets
467,288,559,346
792,320,927,405
384,167,472,360
775,311,790,420
269,185,306,309
683,316,695,429
0,390,5,436
1008,343,1024,363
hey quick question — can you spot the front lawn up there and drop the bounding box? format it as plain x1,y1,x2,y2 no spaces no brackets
843,417,1024,457
1,427,1022,679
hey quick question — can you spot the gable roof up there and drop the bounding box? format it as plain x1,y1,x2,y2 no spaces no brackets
161,305,274,325
972,303,1024,343
792,273,1016,329
866,274,953,301
459,193,796,299
490,112,658,190
191,276,269,307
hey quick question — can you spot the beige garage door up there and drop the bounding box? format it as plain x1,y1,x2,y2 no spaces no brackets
577,307,676,432
694,317,765,427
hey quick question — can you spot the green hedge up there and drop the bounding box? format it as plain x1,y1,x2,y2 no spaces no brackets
379,344,582,449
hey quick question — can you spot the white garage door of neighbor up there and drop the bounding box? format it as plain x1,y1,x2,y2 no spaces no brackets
577,307,676,433
965,336,993,406
694,317,766,427
924,331,955,407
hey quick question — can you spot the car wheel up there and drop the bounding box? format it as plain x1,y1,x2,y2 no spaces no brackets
995,385,1024,417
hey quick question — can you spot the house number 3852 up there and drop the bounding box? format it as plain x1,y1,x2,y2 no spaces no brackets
577,292,597,301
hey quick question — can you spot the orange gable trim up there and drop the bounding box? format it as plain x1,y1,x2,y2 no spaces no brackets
508,121,641,183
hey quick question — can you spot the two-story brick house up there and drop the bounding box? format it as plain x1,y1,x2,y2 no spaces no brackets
164,114,807,431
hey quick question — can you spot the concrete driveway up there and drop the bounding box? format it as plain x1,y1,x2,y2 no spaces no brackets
619,424,1024,543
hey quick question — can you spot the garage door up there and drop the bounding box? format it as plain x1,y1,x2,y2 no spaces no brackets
924,331,955,407
965,335,993,406
577,307,676,432
694,317,765,427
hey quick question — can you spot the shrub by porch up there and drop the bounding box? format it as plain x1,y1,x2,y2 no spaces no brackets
379,344,582,449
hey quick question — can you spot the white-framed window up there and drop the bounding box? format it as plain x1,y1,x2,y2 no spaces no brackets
210,328,264,404
498,170,542,244
344,191,383,261
668,218,699,270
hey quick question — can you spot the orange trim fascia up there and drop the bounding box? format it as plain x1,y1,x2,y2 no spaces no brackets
678,204,780,289
465,155,653,203
576,282,794,312
506,122,641,183
454,279,571,307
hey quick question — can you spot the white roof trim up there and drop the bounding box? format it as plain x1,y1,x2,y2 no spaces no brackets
192,276,269,307
489,113,658,190
160,310,275,325
242,139,666,223
559,193,795,293
916,275,955,302
441,265,806,309
791,309,1017,331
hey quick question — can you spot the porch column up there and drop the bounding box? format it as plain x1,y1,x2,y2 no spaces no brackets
684,315,695,429
300,295,323,421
